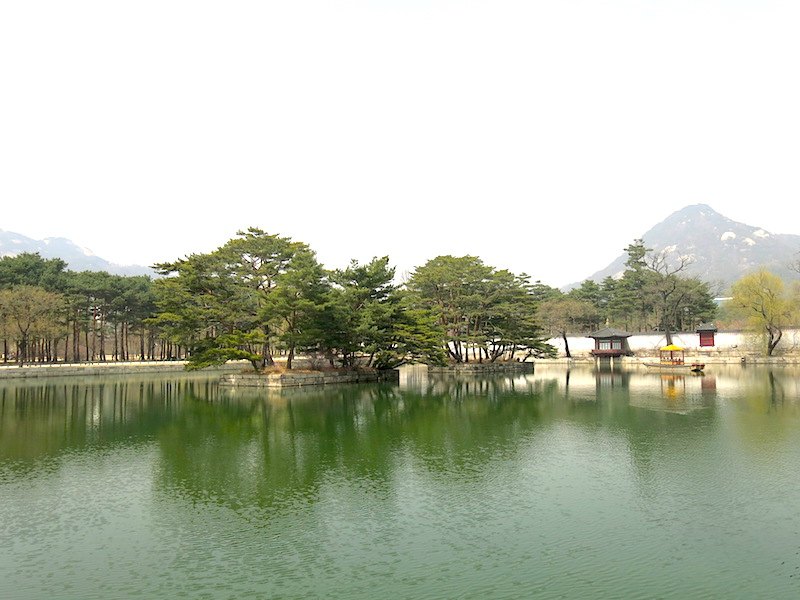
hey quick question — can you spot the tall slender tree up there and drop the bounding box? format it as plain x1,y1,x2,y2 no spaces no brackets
730,270,795,356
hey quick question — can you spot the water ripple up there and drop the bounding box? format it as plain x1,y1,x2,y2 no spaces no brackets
3,370,800,598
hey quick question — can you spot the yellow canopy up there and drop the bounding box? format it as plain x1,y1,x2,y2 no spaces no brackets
660,344,684,351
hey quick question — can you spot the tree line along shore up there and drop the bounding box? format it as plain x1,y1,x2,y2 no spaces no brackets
0,229,795,370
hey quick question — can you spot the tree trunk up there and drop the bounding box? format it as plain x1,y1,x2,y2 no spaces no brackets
99,312,106,361
261,342,275,366
446,344,459,362
72,319,79,361
562,331,572,358
488,348,497,363
767,326,782,356
463,322,471,364
18,334,27,366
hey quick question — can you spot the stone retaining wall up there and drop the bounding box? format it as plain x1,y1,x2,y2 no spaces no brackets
219,369,400,388
0,361,199,379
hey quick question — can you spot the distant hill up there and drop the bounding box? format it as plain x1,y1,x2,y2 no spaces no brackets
573,204,800,294
0,229,154,276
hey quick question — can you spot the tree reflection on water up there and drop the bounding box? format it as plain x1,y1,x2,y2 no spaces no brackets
1,366,799,516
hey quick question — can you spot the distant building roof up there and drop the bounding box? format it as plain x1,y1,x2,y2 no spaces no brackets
587,328,633,339
696,322,718,332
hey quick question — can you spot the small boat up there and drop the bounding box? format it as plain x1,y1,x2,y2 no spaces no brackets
642,344,705,373
643,361,705,373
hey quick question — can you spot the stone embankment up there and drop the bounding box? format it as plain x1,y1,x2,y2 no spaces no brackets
0,361,241,379
220,369,399,388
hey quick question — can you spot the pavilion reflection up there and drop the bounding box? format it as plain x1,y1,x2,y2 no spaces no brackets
529,363,718,413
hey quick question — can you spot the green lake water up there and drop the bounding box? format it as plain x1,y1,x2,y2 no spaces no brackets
1,365,799,599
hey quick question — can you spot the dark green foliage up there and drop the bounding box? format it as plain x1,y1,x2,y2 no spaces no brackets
153,229,300,370
322,257,446,369
371,301,448,369
153,233,446,370
568,280,605,308
260,247,329,369
406,256,555,362
184,331,267,371
0,253,68,291
326,257,400,367
564,240,717,334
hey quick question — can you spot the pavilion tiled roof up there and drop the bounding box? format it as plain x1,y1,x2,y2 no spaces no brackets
587,327,633,339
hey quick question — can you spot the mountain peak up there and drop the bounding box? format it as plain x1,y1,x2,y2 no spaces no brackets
676,203,716,215
663,203,724,223
575,205,799,292
0,230,153,276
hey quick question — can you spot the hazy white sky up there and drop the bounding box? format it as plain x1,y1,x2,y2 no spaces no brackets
2,1,799,287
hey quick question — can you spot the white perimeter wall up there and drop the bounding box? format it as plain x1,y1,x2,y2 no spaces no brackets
547,329,800,357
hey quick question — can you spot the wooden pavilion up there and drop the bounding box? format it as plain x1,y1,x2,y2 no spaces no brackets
587,328,633,358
